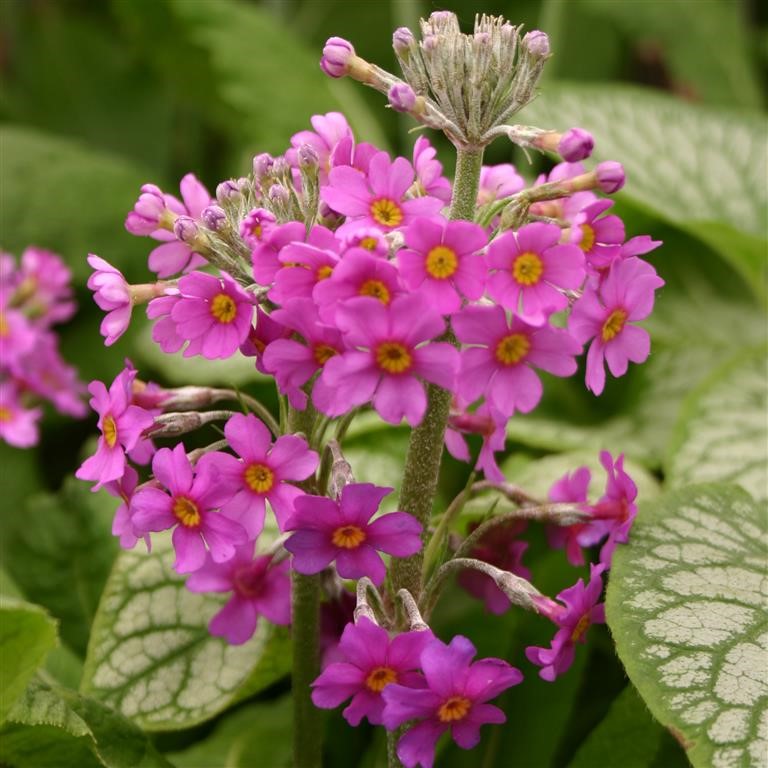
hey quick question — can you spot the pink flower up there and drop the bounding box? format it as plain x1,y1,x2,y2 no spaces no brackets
239,208,277,250
104,466,146,550
445,400,506,482
186,544,291,645
452,305,581,418
251,221,306,286
169,272,254,359
288,112,354,182
87,255,133,346
526,563,606,681
572,200,624,271
546,466,595,566
412,137,451,202
284,483,422,585
486,222,585,325
15,247,76,324
199,412,319,535
382,635,523,768
239,306,290,374
399,217,487,314
321,151,443,233
569,257,664,394
130,444,247,573
318,295,459,426
592,451,638,567
75,365,155,489
0,381,41,448
312,617,434,726
477,164,525,206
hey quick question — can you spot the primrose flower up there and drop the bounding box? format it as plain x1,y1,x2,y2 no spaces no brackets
477,164,525,206
526,563,606,681
239,208,277,250
592,451,638,567
573,199,625,271
0,381,41,448
312,617,433,726
445,399,506,482
399,216,487,314
569,257,664,394
186,544,291,644
546,466,595,566
251,221,306,286
200,412,319,535
486,222,585,325
382,635,523,768
104,466,145,550
14,246,76,324
284,483,422,585
130,443,247,573
412,137,452,202
318,295,459,426
288,111,353,181
239,306,290,374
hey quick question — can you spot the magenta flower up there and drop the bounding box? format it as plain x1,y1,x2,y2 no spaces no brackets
486,222,585,325
0,381,41,448
75,366,155,489
239,208,277,250
476,164,524,206
0,289,36,367
321,151,443,233
592,451,638,567
318,295,459,426
569,257,664,394
186,544,291,645
412,137,452,202
382,635,523,768
239,306,290,374
87,255,133,346
453,304,581,418
445,400,506,482
546,466,596,566
312,618,434,726
262,298,345,411
341,227,389,256
288,112,353,181
573,200,625,271
15,247,76,324
526,563,606,681
169,271,254,359
130,444,247,573
104,466,146,550
399,217,487,314
251,221,306,286
284,483,422,585
199,412,319,535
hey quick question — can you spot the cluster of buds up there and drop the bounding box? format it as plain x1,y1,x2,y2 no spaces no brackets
0,248,86,447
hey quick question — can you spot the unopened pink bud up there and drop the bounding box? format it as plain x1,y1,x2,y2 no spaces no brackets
125,184,167,235
269,184,289,205
298,143,319,170
173,216,199,245
202,205,227,232
216,179,241,203
388,83,416,113
558,128,594,162
523,30,550,57
252,153,274,179
393,27,415,55
596,161,625,193
321,37,355,78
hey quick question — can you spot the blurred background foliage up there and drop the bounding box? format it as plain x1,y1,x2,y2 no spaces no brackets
0,1,766,767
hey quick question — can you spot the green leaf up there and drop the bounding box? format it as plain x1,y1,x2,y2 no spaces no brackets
522,85,768,298
5,478,119,656
0,598,58,724
167,696,292,768
80,532,290,730
2,676,171,768
667,347,768,502
167,0,388,156
606,484,767,768
569,685,688,768
0,126,150,283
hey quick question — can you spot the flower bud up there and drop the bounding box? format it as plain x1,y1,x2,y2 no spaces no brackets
523,30,550,57
268,184,290,205
201,205,227,232
596,161,625,194
173,216,199,245
558,128,594,162
388,82,416,113
298,143,319,170
393,26,415,55
271,156,290,178
320,37,355,78
252,152,274,180
125,184,167,235
216,179,241,203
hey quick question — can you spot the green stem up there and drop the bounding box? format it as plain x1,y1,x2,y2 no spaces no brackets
449,147,485,221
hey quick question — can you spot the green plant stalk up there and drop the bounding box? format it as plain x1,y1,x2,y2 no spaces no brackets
287,403,322,768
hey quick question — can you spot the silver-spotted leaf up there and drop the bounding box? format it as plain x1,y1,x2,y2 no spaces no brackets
606,484,768,768
80,533,289,730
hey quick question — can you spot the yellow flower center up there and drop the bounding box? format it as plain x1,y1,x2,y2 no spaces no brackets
601,309,627,341
512,252,544,286
210,293,237,324
437,696,471,723
0,406,11,422
571,614,591,642
579,224,596,253
359,279,391,304
331,524,367,549
0,312,8,337
102,415,118,448
365,666,398,692
425,245,458,280
360,237,379,251
316,265,334,281
375,342,412,374
244,463,274,493
494,333,530,366
313,344,338,366
172,496,201,528
370,198,403,228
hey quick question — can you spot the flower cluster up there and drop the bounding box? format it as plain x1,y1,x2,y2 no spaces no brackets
0,247,86,447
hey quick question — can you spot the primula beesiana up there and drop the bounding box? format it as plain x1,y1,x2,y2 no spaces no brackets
74,10,666,766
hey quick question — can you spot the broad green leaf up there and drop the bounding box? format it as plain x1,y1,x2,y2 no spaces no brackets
569,684,688,768
80,533,290,730
2,676,170,768
167,696,292,768
522,85,768,298
5,478,119,655
0,126,150,283
606,484,768,768
0,598,58,724
667,348,768,502
167,0,388,156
